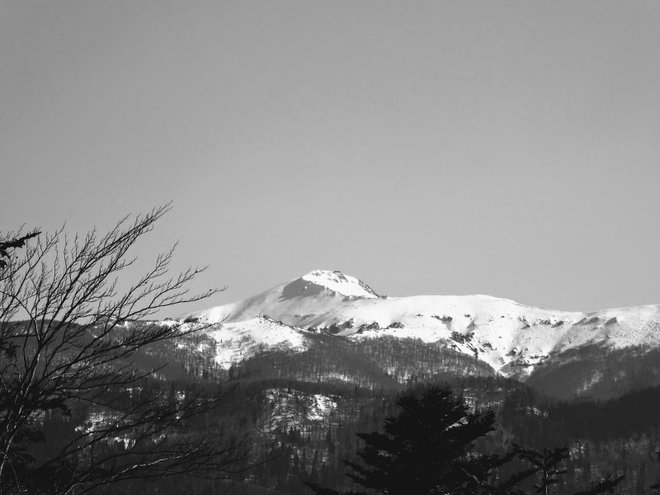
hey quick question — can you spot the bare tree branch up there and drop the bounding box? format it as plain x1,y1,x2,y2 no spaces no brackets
0,207,248,495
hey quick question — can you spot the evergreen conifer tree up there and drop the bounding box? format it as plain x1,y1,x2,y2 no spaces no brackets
309,385,502,495
500,444,624,495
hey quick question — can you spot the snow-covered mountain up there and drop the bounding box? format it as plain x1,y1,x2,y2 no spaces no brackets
181,270,660,395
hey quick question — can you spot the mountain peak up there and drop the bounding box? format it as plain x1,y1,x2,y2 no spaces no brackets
294,269,379,299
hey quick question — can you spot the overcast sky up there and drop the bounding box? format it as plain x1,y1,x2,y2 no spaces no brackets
2,1,660,315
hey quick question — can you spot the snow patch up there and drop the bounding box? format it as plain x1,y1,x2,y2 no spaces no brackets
206,317,309,369
262,389,337,433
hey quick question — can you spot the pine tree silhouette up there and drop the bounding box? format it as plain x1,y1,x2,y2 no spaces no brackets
513,445,569,494
0,231,39,269
309,385,503,494
498,444,624,495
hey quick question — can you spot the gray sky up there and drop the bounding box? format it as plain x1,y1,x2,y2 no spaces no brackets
2,1,660,315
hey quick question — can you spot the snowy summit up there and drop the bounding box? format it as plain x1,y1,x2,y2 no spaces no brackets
299,270,379,299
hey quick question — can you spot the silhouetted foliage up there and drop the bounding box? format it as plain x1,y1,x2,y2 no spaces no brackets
504,444,623,495
0,231,40,270
308,385,508,495
0,207,250,494
512,445,570,494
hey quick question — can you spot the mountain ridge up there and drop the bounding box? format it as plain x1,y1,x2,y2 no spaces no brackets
180,269,660,394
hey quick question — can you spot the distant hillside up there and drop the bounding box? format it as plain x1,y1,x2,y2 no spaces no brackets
179,269,660,398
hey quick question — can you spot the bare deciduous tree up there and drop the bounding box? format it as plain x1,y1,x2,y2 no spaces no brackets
0,206,249,494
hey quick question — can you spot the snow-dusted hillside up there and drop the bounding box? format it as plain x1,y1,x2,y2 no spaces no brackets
184,270,660,379
183,316,311,369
